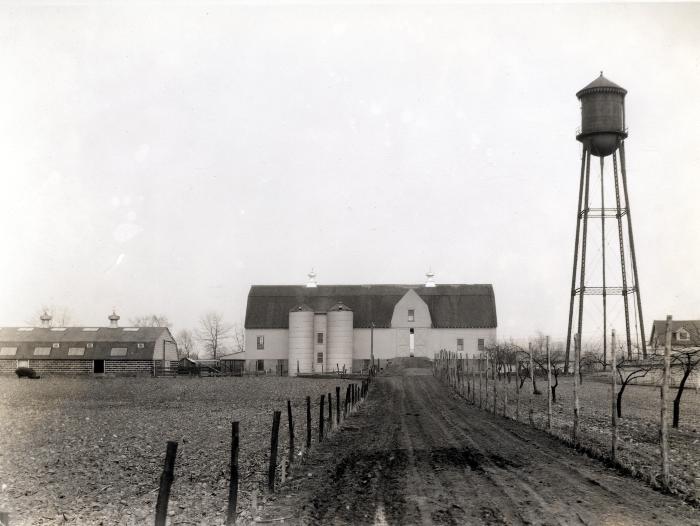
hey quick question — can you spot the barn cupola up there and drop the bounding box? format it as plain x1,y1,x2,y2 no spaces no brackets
425,270,436,288
40,311,52,328
108,310,120,328
306,269,318,288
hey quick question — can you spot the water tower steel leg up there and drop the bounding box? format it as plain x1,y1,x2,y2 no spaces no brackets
565,145,589,374
612,151,633,360
600,156,607,370
619,142,647,358
575,150,593,360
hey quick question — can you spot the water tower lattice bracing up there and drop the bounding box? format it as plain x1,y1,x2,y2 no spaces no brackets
564,73,647,373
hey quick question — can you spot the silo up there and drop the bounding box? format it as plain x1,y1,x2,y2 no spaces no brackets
288,305,314,376
576,72,627,157
327,302,353,374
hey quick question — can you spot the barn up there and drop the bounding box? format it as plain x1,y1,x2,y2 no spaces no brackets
243,274,497,375
0,312,178,376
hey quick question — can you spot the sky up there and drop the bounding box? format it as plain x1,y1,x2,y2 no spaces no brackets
1,2,699,345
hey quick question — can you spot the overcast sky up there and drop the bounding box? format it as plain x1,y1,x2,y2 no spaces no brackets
1,2,699,344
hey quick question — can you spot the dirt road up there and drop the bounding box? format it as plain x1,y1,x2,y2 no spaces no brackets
265,359,699,525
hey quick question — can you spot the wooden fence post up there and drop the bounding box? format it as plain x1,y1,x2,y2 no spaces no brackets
327,392,332,429
305,396,311,449
268,411,281,493
661,315,672,488
344,385,349,418
546,336,552,431
335,386,340,426
516,362,520,421
485,351,489,411
155,441,178,526
287,400,294,465
226,422,239,525
610,330,618,461
319,394,325,442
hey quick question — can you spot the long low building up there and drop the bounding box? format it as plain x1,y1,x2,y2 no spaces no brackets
0,312,178,376
243,277,497,375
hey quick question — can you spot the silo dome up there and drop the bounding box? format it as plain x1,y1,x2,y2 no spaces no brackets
576,72,627,157
327,302,353,374
288,304,314,376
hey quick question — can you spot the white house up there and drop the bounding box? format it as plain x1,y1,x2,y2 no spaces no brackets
242,275,497,375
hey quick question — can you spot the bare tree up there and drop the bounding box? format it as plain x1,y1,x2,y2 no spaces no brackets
129,314,171,327
231,323,245,354
196,311,233,359
175,329,198,360
29,305,74,327
534,344,565,403
670,345,700,428
615,353,659,418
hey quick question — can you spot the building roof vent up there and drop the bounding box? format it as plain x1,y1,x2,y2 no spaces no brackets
425,270,436,288
40,311,52,328
306,269,318,288
108,310,120,328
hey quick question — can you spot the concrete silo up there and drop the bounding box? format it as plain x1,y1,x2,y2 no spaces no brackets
288,304,314,376
327,302,353,374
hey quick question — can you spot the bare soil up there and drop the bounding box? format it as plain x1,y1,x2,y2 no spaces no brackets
266,358,700,525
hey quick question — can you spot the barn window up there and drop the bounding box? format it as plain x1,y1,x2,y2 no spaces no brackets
52,343,60,348
18,327,33,331
257,336,264,350
457,339,464,352
317,333,324,344
478,338,485,351
0,347,17,356
86,343,94,348
68,347,85,356
137,343,145,349
677,329,690,341
17,360,29,368
408,309,415,322
34,347,51,356
317,352,324,364
110,348,127,357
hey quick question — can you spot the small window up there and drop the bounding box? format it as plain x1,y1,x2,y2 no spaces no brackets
478,338,485,351
677,329,690,341
123,328,139,332
0,347,17,356
257,336,264,350
317,352,324,364
17,360,29,368
137,343,145,349
408,309,415,322
457,339,464,352
82,327,99,332
317,333,324,344
52,343,60,348
68,347,85,356
18,328,34,332
86,343,94,348
110,348,127,357
34,347,51,356
50,327,66,332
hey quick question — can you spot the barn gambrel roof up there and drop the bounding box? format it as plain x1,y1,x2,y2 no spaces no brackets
0,327,174,360
245,284,497,329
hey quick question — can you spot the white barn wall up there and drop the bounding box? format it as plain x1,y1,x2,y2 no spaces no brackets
244,329,288,360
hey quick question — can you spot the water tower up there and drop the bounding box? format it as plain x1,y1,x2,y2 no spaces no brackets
564,73,647,373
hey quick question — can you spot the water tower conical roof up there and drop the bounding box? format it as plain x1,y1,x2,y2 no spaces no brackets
576,72,627,99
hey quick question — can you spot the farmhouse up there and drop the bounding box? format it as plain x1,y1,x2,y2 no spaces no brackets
0,312,178,376
243,274,497,375
649,319,700,348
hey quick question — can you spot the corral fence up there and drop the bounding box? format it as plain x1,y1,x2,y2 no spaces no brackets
433,319,700,506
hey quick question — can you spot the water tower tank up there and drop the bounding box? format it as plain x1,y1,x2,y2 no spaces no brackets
576,72,627,157
327,302,353,374
288,304,314,376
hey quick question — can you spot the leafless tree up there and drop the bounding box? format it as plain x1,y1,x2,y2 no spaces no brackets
29,305,73,327
670,344,700,428
615,352,660,418
231,322,245,354
534,345,565,403
175,329,198,360
196,311,233,359
129,314,171,327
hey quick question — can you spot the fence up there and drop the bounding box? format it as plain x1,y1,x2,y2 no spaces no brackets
433,329,700,506
151,378,372,525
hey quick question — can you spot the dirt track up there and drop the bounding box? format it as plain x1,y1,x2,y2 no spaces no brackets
265,358,700,525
